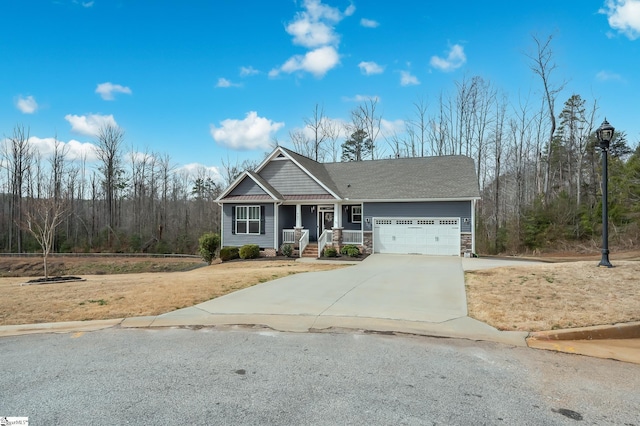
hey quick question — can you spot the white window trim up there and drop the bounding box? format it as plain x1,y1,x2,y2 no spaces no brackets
236,205,261,235
351,206,362,224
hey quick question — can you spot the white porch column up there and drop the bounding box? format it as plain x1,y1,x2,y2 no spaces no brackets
333,203,342,228
295,204,302,228
471,199,476,254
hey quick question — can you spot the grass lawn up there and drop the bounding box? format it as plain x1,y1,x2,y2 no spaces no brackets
1,254,638,332
0,257,345,326
465,260,640,332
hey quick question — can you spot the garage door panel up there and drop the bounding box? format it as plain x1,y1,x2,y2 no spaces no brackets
374,218,460,256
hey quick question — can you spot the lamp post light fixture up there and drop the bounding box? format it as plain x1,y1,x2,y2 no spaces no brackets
596,118,615,268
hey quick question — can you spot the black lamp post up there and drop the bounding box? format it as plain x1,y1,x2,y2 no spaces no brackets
596,118,615,268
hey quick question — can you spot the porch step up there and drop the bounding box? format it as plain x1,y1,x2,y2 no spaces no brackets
301,243,319,258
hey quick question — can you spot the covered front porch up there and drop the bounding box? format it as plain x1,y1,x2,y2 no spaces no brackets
279,203,363,257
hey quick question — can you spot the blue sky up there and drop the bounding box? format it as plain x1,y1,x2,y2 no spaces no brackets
1,0,639,181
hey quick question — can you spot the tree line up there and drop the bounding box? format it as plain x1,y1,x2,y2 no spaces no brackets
2,35,638,256
0,123,229,254
283,35,639,254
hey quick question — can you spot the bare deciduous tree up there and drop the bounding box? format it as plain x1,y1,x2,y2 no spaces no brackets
23,197,68,278
289,129,313,159
95,124,125,235
2,125,33,252
348,97,382,160
527,34,566,200
304,103,328,161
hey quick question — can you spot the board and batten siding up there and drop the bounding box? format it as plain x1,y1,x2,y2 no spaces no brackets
228,177,268,196
259,160,330,195
222,203,275,248
362,201,472,232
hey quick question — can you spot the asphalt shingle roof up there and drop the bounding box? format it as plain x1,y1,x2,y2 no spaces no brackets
323,155,480,200
221,147,480,202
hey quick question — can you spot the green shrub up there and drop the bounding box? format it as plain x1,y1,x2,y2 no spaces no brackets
198,232,221,264
280,243,294,258
129,234,142,252
220,246,240,261
155,240,171,254
324,247,337,257
239,244,260,259
340,244,360,257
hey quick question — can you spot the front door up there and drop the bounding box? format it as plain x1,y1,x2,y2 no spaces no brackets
320,210,334,235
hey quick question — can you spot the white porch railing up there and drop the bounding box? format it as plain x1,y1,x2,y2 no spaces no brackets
343,230,363,244
282,229,310,257
317,230,333,257
299,230,309,258
282,229,295,244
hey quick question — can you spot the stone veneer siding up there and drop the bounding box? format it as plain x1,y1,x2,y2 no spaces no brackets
260,248,277,257
461,233,472,255
331,228,343,251
362,231,373,254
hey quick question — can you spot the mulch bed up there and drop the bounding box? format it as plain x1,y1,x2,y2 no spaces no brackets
21,276,86,285
317,254,369,262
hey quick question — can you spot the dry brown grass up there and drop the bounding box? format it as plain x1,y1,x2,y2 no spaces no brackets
465,261,640,332
0,260,344,326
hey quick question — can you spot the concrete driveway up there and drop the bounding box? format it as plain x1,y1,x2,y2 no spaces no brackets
0,254,534,345
186,254,468,323
140,255,537,346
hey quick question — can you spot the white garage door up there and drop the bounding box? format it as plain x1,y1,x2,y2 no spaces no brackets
373,218,460,256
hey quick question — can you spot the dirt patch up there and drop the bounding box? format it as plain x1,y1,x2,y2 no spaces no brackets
0,260,346,326
465,260,640,332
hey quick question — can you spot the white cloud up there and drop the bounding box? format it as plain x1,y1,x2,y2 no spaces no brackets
95,82,132,100
430,44,467,72
66,139,99,160
596,70,625,82
287,16,337,48
380,118,405,138
65,113,118,137
14,136,98,162
601,0,640,40
240,66,259,77
286,0,352,48
210,111,284,150
400,70,420,86
177,163,224,183
360,18,379,28
358,61,384,75
273,46,340,78
344,4,356,16
82,1,94,7
342,94,380,103
275,0,352,78
16,95,38,114
216,78,241,88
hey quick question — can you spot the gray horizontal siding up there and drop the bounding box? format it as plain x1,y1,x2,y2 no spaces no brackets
342,205,361,231
259,159,330,195
229,177,267,196
222,203,275,249
363,201,472,232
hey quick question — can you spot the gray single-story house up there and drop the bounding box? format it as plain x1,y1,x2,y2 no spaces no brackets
216,146,480,257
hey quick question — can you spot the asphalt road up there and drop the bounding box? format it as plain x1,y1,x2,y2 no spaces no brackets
1,327,638,425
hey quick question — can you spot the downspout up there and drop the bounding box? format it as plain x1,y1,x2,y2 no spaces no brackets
217,202,224,248
274,201,283,250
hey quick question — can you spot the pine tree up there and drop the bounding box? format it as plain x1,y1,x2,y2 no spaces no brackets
341,129,372,162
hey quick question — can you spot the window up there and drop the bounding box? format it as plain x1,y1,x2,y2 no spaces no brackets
236,206,261,234
351,206,362,223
